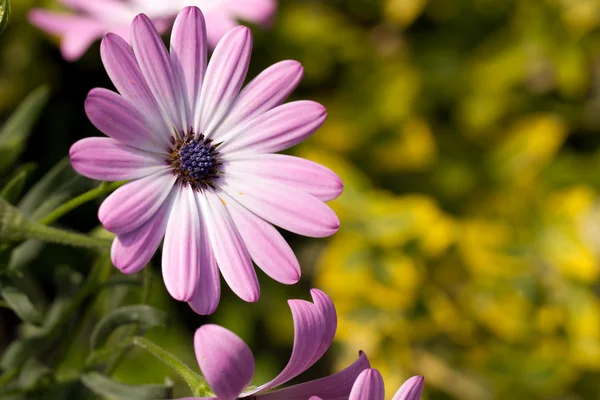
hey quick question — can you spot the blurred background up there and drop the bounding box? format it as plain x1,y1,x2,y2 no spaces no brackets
2,0,600,399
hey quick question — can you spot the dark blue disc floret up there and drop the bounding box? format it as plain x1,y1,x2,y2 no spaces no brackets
168,128,222,190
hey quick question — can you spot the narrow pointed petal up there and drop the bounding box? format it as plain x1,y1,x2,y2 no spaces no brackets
99,170,177,235
170,6,207,126
223,154,343,201
218,101,326,156
213,60,304,140
248,289,337,394
100,33,171,136
28,11,104,61
70,137,167,181
131,14,186,130
224,0,277,24
85,88,169,153
187,214,221,315
203,10,237,47
196,26,252,136
254,351,370,400
111,193,174,274
197,190,259,302
349,369,385,400
162,187,201,302
195,324,255,400
219,174,339,238
392,376,424,400
220,191,300,285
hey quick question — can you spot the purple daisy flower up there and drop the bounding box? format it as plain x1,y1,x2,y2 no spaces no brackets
311,369,424,400
180,289,370,400
69,6,342,313
29,0,276,61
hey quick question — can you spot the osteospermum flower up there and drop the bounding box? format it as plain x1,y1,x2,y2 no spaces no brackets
181,289,370,400
69,6,342,313
29,0,276,61
313,369,424,400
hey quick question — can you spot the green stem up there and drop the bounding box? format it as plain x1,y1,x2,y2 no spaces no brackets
132,336,209,397
40,181,125,226
24,223,111,250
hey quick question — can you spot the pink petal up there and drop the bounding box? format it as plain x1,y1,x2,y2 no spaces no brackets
197,190,259,302
349,369,385,400
85,88,169,153
254,351,370,400
100,33,172,138
218,101,326,156
203,11,238,54
223,154,342,202
220,191,300,285
99,170,176,235
59,0,135,20
392,376,424,400
187,212,221,315
28,10,104,61
110,193,174,274
219,174,339,238
170,6,207,126
70,137,167,181
196,26,252,136
248,289,337,394
131,14,186,131
194,324,255,400
224,0,277,25
213,60,304,141
162,186,202,302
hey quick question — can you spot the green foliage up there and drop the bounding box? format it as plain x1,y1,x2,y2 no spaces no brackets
0,0,10,35
81,372,173,400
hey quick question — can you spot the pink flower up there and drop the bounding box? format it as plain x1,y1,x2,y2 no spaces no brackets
69,7,341,314
180,289,370,400
310,369,424,400
28,0,276,61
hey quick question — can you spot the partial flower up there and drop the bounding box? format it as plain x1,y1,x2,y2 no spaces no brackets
181,289,370,400
326,369,424,400
29,0,276,61
69,6,341,313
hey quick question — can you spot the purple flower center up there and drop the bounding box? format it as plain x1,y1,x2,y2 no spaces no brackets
169,129,221,190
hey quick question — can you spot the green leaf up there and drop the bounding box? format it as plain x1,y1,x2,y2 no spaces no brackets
0,164,36,205
90,305,169,351
0,0,10,35
0,339,38,370
0,282,43,324
18,158,91,220
18,358,51,390
0,86,49,174
81,372,173,400
0,197,111,250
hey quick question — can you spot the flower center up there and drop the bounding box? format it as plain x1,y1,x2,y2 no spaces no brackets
168,129,221,190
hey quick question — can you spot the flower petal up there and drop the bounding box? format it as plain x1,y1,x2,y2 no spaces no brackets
29,10,105,61
219,174,339,238
70,137,167,181
248,289,337,394
100,33,171,137
85,88,169,153
220,191,300,285
111,193,174,274
223,154,342,202
218,101,326,156
170,6,207,126
131,14,186,131
392,376,424,400
194,324,255,400
187,213,221,315
162,186,201,302
213,60,303,141
197,190,259,302
196,26,252,136
349,369,385,400
99,170,177,235
224,0,276,24
253,351,370,400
